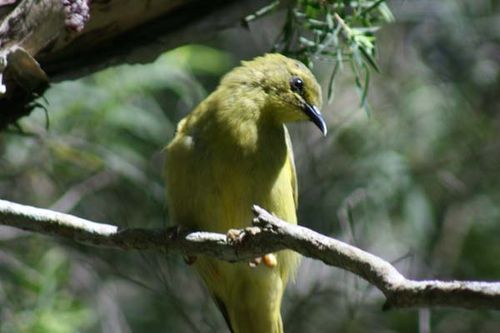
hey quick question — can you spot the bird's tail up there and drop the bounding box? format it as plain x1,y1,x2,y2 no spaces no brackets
214,295,284,333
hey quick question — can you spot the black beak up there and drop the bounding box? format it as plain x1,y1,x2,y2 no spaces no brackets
303,103,327,136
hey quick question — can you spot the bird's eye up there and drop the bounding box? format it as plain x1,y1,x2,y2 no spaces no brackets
290,76,304,94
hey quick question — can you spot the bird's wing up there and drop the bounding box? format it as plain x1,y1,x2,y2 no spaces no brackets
284,126,298,209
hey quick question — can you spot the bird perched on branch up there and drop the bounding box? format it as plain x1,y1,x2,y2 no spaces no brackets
165,53,325,333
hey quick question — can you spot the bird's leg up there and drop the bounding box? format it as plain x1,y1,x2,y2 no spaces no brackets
226,227,277,268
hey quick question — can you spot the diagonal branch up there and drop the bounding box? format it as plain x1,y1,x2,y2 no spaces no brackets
0,198,499,310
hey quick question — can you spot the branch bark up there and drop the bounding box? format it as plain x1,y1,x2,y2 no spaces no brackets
1,198,499,311
0,0,272,129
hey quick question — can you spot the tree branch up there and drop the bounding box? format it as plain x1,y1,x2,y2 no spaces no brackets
1,198,499,311
0,0,273,129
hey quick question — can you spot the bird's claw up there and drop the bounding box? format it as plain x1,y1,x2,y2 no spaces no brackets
226,227,275,268
262,253,277,268
248,257,262,268
226,228,244,244
244,226,262,236
248,254,277,268
226,226,261,245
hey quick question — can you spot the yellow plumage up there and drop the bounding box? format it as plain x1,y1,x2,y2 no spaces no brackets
165,54,324,332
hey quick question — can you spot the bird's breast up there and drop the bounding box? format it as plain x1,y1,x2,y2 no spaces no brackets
166,122,296,233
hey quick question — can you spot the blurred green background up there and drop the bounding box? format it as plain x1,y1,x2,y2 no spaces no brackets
1,0,499,332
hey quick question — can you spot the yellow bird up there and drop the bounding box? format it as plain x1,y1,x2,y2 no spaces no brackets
165,53,325,333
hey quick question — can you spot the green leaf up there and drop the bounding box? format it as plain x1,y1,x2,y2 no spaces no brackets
359,45,380,72
327,58,341,103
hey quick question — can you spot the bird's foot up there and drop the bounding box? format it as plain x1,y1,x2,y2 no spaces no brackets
226,226,261,244
248,254,277,268
226,228,244,244
226,227,276,268
262,253,277,268
248,256,262,268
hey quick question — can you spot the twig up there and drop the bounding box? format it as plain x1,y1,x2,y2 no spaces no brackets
0,198,500,311
50,170,118,213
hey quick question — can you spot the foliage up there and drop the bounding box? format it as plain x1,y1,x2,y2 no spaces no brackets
245,0,393,108
0,247,93,333
277,0,394,107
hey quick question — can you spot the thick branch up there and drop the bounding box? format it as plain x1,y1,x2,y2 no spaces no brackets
0,0,272,129
1,198,499,311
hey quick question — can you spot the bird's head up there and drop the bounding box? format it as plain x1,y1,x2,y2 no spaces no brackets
221,53,327,136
